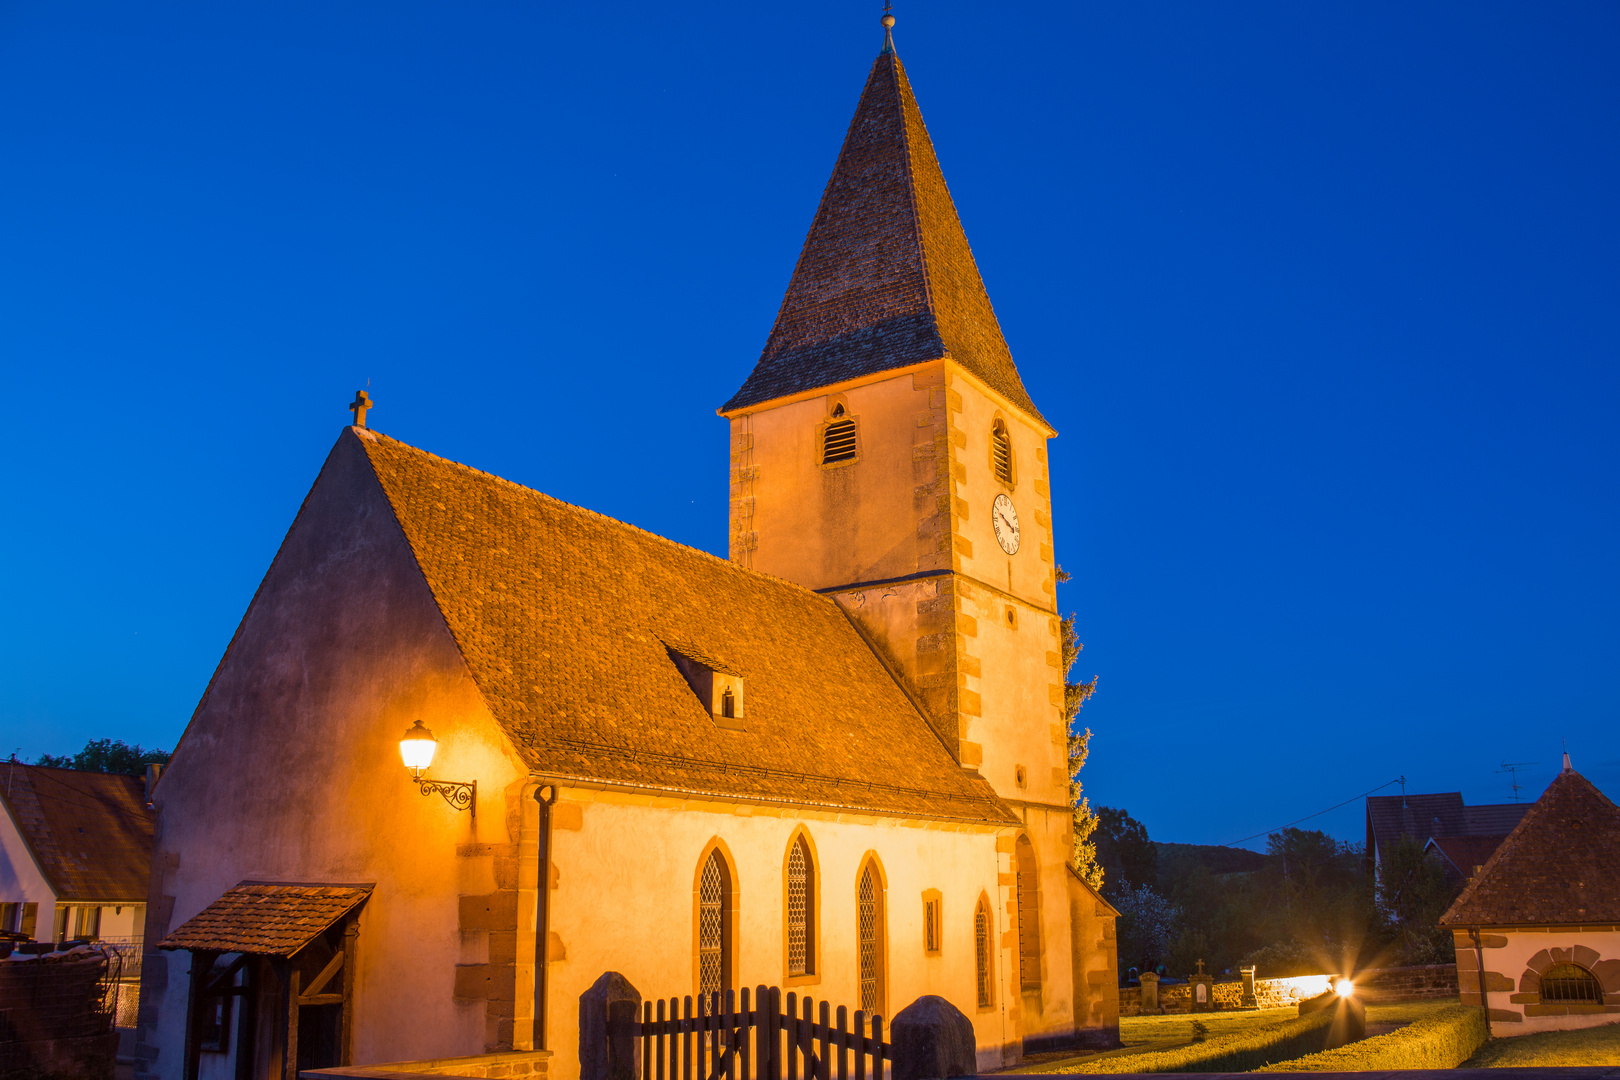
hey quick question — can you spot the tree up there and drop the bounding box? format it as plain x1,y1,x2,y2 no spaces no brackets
1113,878,1180,973
1094,806,1158,897
36,738,171,777
1375,834,1460,964
1056,567,1103,888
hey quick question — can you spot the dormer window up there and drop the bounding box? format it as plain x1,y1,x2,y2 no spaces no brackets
666,645,746,731
991,419,1014,484
822,404,858,465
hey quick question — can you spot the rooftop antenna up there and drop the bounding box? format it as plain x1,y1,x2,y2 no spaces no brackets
1398,774,1407,808
1498,761,1540,803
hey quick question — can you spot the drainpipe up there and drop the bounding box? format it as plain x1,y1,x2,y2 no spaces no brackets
1469,927,1491,1037
533,784,558,1050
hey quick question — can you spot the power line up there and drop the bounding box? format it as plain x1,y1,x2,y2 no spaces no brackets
1222,778,1403,847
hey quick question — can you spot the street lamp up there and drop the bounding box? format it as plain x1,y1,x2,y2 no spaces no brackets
398,720,476,816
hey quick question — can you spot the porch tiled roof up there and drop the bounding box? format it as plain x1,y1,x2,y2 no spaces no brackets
1440,769,1620,927
353,430,1018,827
159,882,372,956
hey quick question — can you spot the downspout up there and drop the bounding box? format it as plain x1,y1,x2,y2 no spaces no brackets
533,784,558,1050
1470,927,1491,1038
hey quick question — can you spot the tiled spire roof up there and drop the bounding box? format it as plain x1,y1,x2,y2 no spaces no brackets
722,49,1046,427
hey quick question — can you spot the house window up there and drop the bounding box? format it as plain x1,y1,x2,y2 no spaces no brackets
857,861,885,1014
991,419,1014,484
973,900,992,1007
922,895,941,955
823,406,858,465
1540,963,1603,1004
721,687,736,719
698,849,732,999
786,836,814,977
1016,835,1041,990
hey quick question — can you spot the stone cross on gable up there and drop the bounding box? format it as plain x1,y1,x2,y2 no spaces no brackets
349,390,374,428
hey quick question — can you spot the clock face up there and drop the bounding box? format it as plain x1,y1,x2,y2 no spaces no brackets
992,493,1020,555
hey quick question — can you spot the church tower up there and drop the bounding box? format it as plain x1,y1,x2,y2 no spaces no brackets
722,24,1082,1049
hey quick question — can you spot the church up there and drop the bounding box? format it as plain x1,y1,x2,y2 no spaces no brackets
135,21,1119,1080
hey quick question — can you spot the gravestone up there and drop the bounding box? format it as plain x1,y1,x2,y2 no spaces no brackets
1139,971,1161,1014
1239,965,1259,1009
891,995,977,1080
580,971,641,1080
1189,959,1216,1013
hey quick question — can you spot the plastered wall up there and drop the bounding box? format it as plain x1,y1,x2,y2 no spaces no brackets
1455,927,1620,1033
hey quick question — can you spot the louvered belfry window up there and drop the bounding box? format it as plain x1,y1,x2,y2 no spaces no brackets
823,405,857,464
787,838,813,976
699,850,729,997
992,420,1013,483
1541,963,1603,1004
974,903,992,1007
857,864,882,1013
1016,837,1041,990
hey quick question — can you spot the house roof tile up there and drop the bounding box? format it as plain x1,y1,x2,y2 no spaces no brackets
352,429,1019,827
0,764,152,903
159,882,371,956
1440,769,1620,927
722,51,1045,428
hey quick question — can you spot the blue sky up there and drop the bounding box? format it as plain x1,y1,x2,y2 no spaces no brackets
2,1,1616,848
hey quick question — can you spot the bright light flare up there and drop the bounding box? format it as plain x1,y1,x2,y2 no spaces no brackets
400,720,437,775
1335,979,1355,999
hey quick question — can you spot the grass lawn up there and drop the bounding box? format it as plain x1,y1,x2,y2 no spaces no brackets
1461,1021,1620,1067
999,997,1461,1074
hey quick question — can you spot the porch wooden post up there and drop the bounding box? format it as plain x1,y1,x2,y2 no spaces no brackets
182,949,218,1080
284,966,302,1080
341,920,359,1064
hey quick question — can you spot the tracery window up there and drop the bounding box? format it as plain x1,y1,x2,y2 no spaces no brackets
698,848,731,998
1016,835,1041,991
973,900,993,1008
857,861,885,1014
823,405,858,465
1540,963,1603,1004
786,836,815,977
991,419,1014,484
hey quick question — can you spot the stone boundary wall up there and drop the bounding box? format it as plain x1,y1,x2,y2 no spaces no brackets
1118,966,1457,1016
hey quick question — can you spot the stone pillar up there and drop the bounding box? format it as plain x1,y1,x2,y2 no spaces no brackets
579,972,640,1080
891,996,978,1080
1138,971,1160,1014
1239,966,1258,1009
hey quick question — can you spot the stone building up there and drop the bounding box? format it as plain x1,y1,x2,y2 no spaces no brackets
1441,756,1620,1032
137,26,1118,1080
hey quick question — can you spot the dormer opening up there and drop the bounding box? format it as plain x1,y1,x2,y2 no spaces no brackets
991,418,1014,484
666,644,746,731
720,687,736,719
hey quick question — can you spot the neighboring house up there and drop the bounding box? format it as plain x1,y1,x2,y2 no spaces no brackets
0,762,154,954
1365,791,1527,874
1424,834,1509,886
1441,756,1620,1032
137,30,1119,1080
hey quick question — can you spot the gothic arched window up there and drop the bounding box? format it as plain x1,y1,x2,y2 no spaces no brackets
1015,835,1041,991
991,419,1014,484
823,405,858,465
973,895,994,1008
786,834,815,977
697,847,733,999
856,859,886,1014
1540,963,1603,1004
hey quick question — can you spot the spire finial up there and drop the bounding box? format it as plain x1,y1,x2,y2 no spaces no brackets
881,2,895,54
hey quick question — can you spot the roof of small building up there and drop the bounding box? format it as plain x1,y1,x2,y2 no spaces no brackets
722,50,1046,429
159,882,371,956
0,764,153,903
1440,768,1620,927
1425,834,1507,879
353,429,1019,827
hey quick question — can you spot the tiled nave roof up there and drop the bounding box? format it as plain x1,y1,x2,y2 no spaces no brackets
354,430,1017,827
723,49,1046,428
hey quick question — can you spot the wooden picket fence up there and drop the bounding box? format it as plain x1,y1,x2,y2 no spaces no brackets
615,987,888,1080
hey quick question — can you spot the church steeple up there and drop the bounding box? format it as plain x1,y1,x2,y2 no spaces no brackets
722,39,1046,428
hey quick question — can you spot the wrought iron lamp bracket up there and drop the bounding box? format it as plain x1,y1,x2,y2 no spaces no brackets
414,775,476,817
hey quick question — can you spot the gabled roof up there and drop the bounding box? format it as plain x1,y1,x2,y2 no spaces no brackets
722,49,1046,429
1440,769,1620,927
1425,834,1507,881
1367,792,1466,854
352,429,1018,827
0,764,153,903
159,882,371,956
1461,803,1531,836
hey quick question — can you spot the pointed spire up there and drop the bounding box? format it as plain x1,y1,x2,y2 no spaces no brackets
1563,749,1574,774
723,41,1047,428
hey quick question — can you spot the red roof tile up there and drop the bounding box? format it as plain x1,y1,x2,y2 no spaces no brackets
723,50,1045,427
159,882,371,956
0,764,152,903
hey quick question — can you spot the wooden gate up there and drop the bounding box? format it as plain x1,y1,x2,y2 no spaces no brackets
613,986,889,1080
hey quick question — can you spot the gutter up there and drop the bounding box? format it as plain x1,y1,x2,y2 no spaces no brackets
1470,926,1491,1037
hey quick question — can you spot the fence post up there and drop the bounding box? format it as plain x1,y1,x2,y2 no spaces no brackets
889,996,975,1080
581,971,643,1080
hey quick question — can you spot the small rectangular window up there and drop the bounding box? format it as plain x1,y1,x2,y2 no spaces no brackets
923,898,940,954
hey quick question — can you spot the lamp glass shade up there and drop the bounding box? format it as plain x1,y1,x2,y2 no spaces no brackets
400,721,437,772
